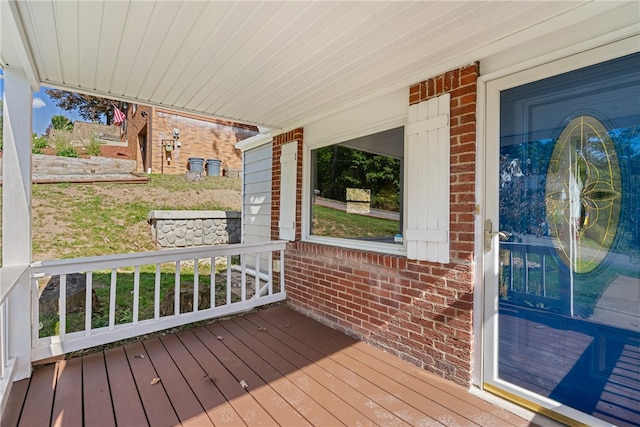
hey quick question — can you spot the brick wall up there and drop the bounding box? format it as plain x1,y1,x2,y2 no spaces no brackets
280,63,479,386
271,129,304,241
124,105,258,174
125,105,151,172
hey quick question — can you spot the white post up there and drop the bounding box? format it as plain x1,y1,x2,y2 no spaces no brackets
2,67,33,380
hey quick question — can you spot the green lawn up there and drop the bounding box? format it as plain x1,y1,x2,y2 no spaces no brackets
0,174,242,262
312,205,399,239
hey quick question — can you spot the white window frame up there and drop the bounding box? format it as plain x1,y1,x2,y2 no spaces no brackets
302,89,408,255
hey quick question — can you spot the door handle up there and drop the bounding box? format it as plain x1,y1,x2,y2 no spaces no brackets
485,219,510,251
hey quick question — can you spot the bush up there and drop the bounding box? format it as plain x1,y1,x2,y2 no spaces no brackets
54,136,79,158
85,137,102,157
32,133,49,154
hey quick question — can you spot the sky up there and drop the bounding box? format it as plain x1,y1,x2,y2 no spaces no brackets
0,69,85,136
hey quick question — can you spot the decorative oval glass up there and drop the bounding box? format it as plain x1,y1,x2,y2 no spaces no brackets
544,116,621,274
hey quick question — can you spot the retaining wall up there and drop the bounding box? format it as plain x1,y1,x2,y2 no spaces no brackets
149,210,241,248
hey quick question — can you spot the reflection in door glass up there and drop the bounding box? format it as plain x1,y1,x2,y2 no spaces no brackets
498,53,639,426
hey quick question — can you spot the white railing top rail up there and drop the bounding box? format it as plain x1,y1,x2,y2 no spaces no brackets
30,241,287,274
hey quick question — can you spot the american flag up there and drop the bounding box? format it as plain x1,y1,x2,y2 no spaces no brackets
113,106,126,126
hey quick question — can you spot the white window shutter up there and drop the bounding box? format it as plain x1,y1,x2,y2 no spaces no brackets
279,141,298,241
405,94,450,263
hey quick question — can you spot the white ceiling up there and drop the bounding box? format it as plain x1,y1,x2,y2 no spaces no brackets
0,1,636,132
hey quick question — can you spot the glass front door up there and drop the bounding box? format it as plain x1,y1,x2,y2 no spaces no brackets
485,52,640,426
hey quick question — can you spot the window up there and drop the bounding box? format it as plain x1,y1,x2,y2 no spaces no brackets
310,127,404,247
302,89,449,261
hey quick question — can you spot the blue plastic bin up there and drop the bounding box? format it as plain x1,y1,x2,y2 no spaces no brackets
206,159,221,176
188,157,204,173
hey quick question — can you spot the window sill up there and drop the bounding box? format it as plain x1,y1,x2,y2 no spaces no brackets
304,235,407,256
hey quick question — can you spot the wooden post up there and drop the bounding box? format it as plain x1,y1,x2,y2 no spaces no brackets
2,67,33,380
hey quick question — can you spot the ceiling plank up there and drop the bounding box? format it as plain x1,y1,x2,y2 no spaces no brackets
108,1,157,96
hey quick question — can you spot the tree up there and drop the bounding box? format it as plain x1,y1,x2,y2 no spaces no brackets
50,114,73,130
45,89,126,125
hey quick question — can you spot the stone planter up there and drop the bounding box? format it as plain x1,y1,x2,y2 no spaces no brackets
149,210,241,248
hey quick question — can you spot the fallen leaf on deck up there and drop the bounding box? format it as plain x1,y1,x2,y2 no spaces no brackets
150,377,161,385
217,336,224,340
135,354,145,359
284,323,290,328
240,379,248,389
257,327,267,332
201,373,217,383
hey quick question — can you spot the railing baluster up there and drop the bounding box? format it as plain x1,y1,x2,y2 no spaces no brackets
524,251,529,294
109,269,117,330
241,257,247,302
85,272,93,336
31,278,39,350
509,250,514,291
267,251,273,296
226,255,232,305
154,264,161,319
133,266,140,324
542,255,547,297
59,274,67,339
174,262,181,315
210,257,215,308
193,259,199,313
255,254,261,298
280,249,285,294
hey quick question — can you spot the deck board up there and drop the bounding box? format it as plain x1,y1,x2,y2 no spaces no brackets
242,312,447,426
81,352,115,427
139,337,211,427
265,306,531,427
1,377,28,427
227,315,380,426
3,305,535,427
51,358,83,427
173,329,277,426
104,346,149,426
17,363,56,427
217,318,353,426
122,341,182,427
159,333,245,427
189,326,313,427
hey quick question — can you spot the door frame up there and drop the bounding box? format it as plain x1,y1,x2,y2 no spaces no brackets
475,36,640,425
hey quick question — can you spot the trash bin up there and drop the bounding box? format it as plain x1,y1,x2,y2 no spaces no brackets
188,157,204,173
206,159,221,176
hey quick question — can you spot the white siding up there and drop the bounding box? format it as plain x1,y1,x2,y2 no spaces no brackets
243,143,272,244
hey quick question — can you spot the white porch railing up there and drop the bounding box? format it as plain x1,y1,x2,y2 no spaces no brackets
0,265,28,417
29,241,286,362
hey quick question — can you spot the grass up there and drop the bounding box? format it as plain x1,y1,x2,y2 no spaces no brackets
0,174,242,260
312,205,399,238
0,174,245,337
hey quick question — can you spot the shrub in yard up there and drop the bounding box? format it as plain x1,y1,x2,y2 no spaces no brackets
32,133,49,154
85,136,102,157
54,136,79,158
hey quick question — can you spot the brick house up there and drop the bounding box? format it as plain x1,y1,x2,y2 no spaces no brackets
123,104,258,175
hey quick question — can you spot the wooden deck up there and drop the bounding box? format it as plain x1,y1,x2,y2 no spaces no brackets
3,305,534,427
